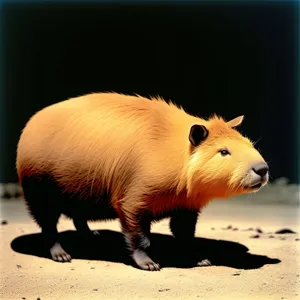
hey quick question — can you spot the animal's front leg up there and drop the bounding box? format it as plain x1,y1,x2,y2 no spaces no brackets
123,223,160,271
170,209,199,241
118,203,160,271
169,209,200,265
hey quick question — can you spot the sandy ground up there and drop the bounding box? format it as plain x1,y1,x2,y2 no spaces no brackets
0,196,299,300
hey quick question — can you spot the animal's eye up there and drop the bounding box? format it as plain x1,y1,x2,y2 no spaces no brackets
220,149,230,156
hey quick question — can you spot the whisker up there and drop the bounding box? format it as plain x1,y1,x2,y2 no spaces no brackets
253,137,262,147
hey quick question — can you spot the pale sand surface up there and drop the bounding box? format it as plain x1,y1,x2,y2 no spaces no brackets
0,197,299,300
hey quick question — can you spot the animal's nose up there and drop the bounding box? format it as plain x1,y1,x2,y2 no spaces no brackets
252,162,269,177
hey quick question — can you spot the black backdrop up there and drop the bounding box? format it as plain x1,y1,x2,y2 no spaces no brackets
1,1,299,184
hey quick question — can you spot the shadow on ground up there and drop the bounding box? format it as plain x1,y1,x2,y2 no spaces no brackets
11,230,280,270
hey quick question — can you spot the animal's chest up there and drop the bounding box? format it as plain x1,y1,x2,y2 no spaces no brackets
146,192,198,217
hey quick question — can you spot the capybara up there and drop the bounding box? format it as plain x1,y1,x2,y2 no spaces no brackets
16,92,269,271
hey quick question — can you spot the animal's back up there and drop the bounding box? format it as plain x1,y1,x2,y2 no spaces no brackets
16,92,193,202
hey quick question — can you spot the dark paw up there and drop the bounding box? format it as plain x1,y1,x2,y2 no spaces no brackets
50,243,72,262
197,259,212,267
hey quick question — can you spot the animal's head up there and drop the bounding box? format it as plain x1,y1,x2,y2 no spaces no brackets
187,115,269,199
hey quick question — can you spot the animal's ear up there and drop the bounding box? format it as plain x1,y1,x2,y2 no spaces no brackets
189,124,209,147
227,115,244,128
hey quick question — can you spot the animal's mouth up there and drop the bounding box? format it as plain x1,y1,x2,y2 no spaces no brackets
244,182,262,190
243,177,268,191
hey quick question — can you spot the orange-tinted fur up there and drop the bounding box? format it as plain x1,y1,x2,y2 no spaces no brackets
17,93,265,230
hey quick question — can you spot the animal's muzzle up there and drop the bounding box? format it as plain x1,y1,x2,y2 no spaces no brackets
245,162,269,190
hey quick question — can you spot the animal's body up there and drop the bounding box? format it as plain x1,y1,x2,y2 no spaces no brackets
16,92,269,271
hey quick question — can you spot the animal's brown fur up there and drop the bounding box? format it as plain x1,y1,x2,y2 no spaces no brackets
16,92,268,270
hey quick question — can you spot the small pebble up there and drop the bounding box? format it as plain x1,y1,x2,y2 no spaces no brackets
250,234,260,239
90,267,95,269
211,227,215,230
158,289,170,292
37,298,41,300
222,225,232,230
275,228,296,234
70,268,74,271
1,220,8,225
295,238,300,241
269,235,274,238
233,228,239,231
16,264,22,269
93,289,98,292
256,228,263,233
233,270,241,276
22,297,26,300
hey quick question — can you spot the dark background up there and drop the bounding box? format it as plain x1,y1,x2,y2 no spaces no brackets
1,1,299,184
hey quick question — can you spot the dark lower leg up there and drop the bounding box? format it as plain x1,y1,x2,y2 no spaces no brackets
170,210,199,263
73,218,90,232
73,218,100,236
170,209,199,241
21,175,71,261
119,211,159,271
123,230,160,271
42,226,71,262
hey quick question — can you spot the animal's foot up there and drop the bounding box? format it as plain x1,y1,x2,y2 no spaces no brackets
197,259,212,267
50,242,71,262
132,249,161,271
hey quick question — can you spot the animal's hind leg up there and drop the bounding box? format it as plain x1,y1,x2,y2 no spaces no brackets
21,175,71,262
73,218,100,236
43,226,71,262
